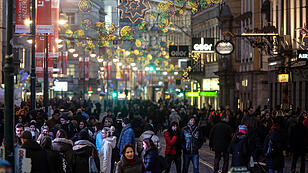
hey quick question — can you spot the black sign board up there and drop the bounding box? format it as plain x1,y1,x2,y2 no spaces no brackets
169,46,189,57
297,50,308,60
192,38,214,53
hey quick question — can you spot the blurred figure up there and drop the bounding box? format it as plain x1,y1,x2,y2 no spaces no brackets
143,138,162,173
137,124,161,158
40,136,62,173
0,160,12,173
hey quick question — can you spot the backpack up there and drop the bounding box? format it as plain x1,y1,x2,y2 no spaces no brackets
157,155,168,171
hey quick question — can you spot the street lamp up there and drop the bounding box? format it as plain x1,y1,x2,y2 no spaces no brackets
68,47,75,53
90,52,96,58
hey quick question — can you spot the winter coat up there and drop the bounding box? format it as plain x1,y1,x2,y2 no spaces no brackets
21,139,49,173
164,130,181,156
263,130,285,170
228,134,249,167
137,130,161,157
116,155,145,173
73,140,100,173
99,136,117,173
117,124,135,153
96,130,103,154
44,149,63,173
209,121,232,152
52,138,75,173
290,122,308,152
143,148,162,173
169,112,181,125
181,124,203,154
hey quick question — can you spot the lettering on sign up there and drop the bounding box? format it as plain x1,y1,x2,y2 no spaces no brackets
192,38,214,53
297,50,308,60
169,46,189,57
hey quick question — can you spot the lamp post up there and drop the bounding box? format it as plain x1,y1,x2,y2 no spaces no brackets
4,0,14,166
30,0,36,111
43,33,49,113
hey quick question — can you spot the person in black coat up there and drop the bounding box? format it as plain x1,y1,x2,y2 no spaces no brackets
263,124,284,173
40,136,62,173
209,114,233,173
20,130,49,173
143,138,162,173
73,128,100,173
289,115,307,173
228,125,249,167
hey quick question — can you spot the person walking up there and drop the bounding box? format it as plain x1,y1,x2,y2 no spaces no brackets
117,118,135,155
137,124,161,158
164,121,181,173
52,129,75,173
20,130,49,173
73,128,100,173
228,125,249,168
116,144,145,173
264,124,285,173
209,114,233,173
181,116,204,173
40,136,63,173
143,138,162,173
99,127,117,173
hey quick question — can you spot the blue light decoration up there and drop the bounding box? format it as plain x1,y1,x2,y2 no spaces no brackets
117,0,151,23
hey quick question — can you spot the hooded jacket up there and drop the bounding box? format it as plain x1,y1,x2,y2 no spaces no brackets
228,134,249,167
73,140,100,173
99,136,117,173
22,139,49,173
137,130,161,156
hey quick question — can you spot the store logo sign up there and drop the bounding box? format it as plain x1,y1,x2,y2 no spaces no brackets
192,38,214,53
215,40,234,55
297,50,308,60
169,46,189,57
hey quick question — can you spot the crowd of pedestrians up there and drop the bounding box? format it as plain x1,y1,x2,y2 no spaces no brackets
0,98,307,173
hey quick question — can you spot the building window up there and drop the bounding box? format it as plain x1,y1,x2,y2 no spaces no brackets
68,64,75,78
67,13,76,25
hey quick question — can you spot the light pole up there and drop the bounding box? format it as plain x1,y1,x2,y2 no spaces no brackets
30,0,36,111
43,33,49,113
4,0,15,166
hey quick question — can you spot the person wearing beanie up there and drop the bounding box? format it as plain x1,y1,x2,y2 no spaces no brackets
181,115,204,173
40,136,62,173
0,160,12,173
209,113,233,173
228,125,249,167
20,130,49,173
117,118,135,156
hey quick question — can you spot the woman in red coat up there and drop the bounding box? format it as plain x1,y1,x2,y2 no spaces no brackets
164,121,181,173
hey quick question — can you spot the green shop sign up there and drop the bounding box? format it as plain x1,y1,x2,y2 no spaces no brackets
186,91,217,97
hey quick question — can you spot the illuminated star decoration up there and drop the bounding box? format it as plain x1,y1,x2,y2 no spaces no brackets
117,0,151,23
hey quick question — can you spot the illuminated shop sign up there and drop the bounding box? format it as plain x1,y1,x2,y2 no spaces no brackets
192,38,214,53
215,40,234,55
169,46,189,57
297,50,308,60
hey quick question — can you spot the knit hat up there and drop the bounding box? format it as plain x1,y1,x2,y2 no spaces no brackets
0,160,11,167
60,113,68,120
20,130,32,139
122,118,130,125
238,125,248,134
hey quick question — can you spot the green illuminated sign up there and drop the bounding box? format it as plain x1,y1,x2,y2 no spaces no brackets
186,92,199,97
199,91,217,97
